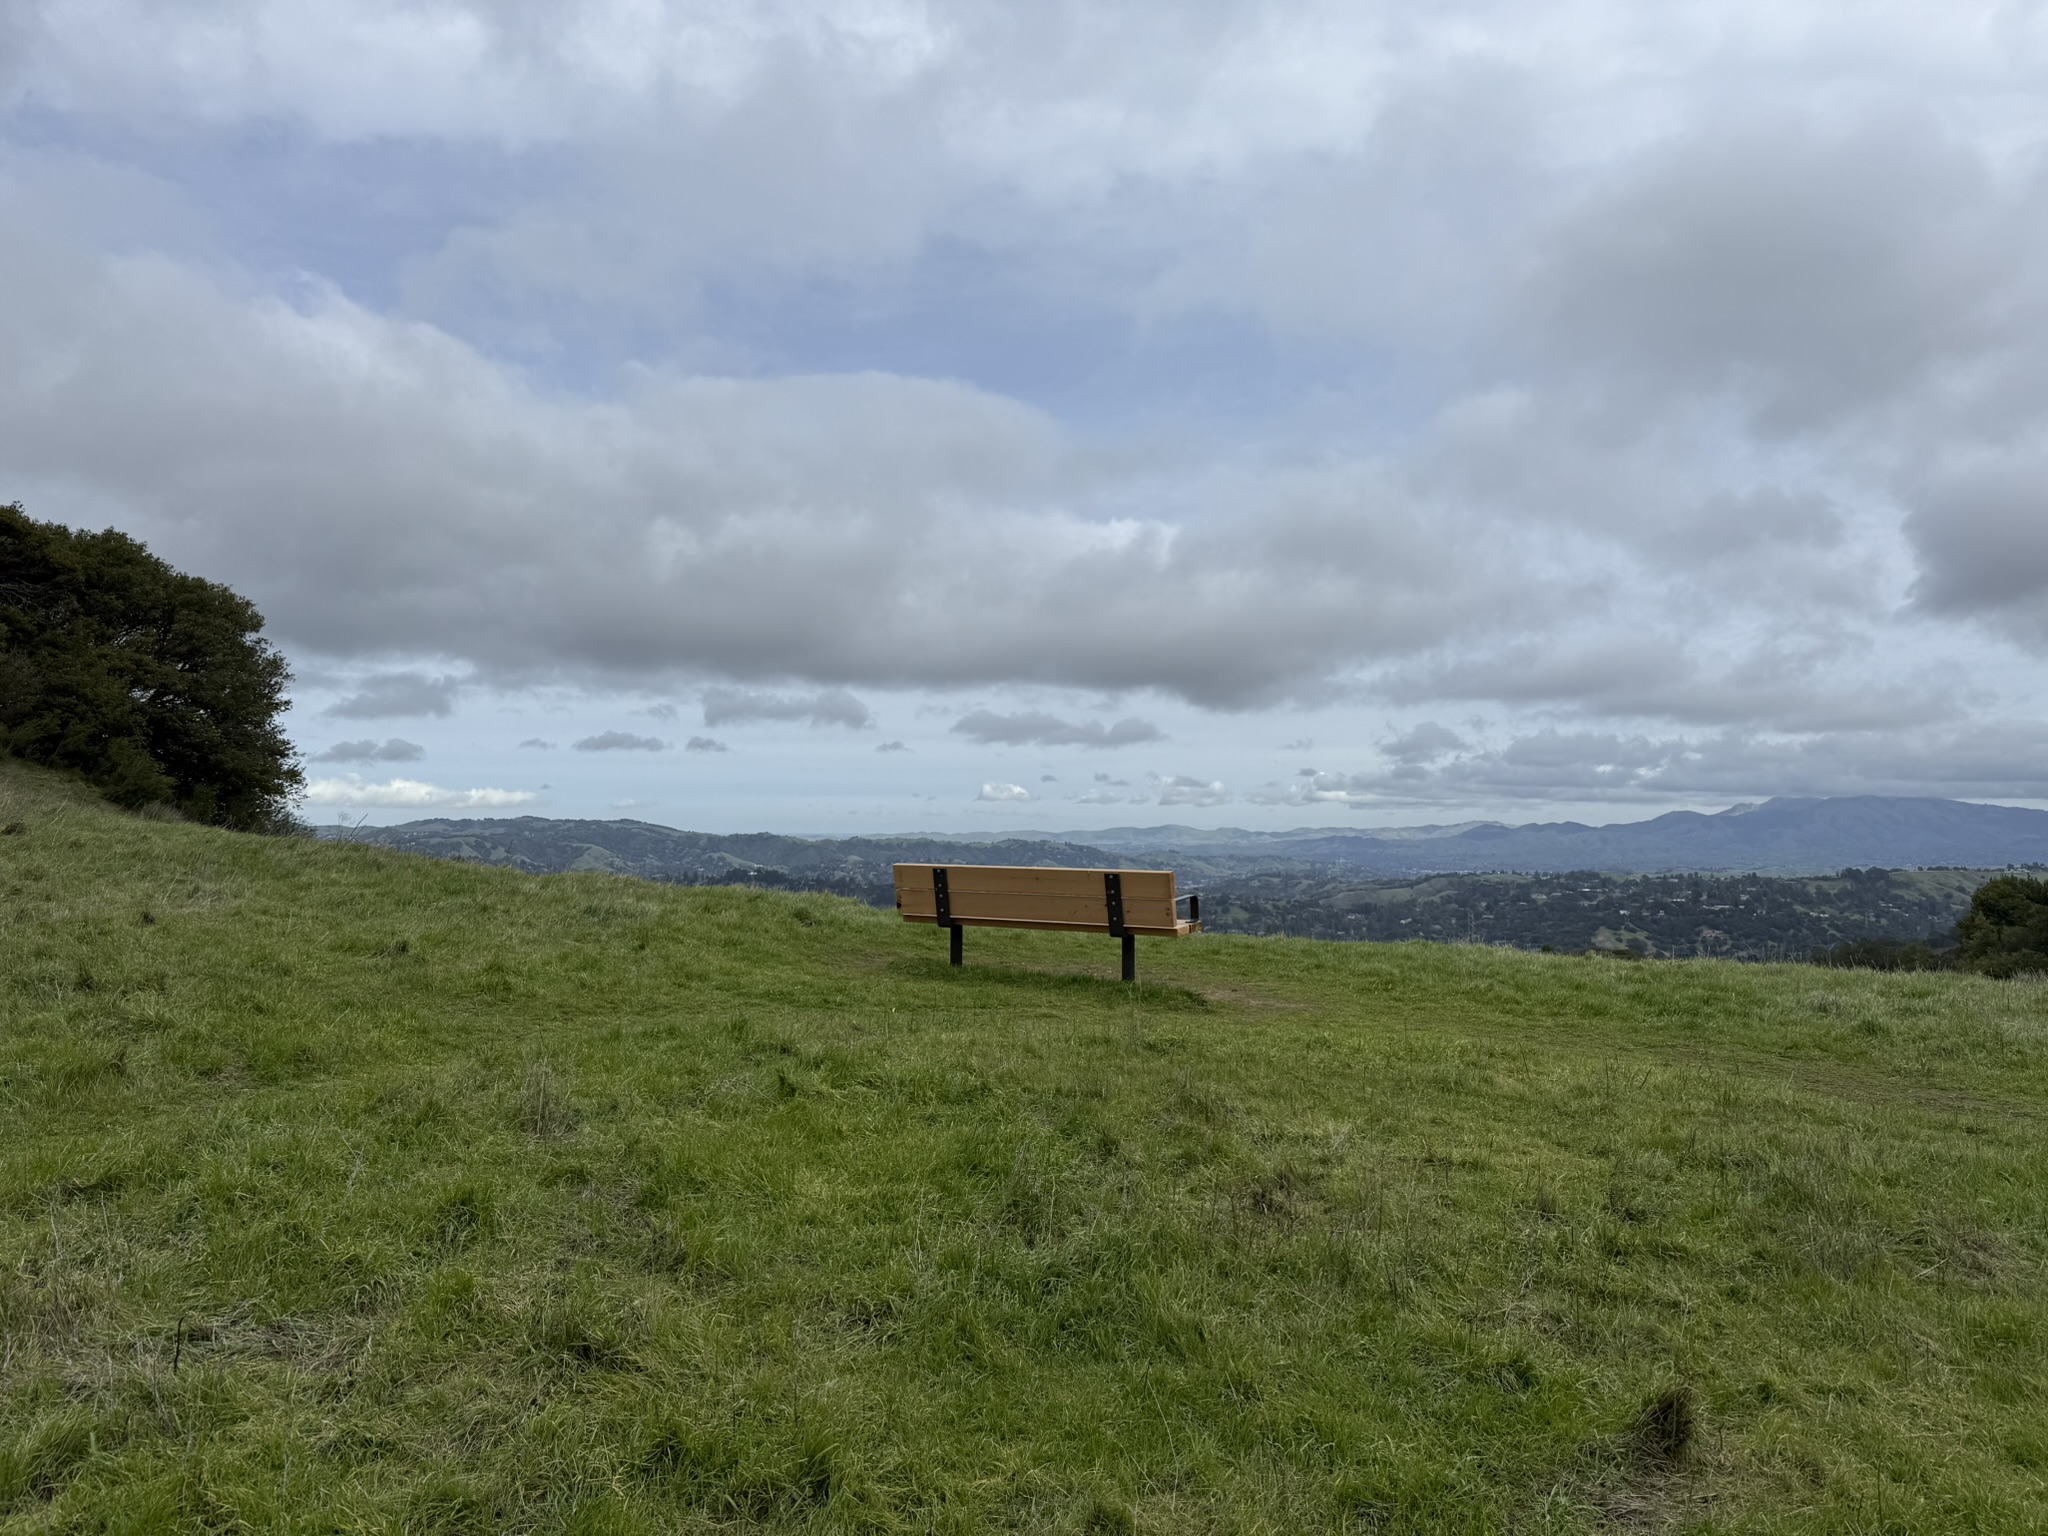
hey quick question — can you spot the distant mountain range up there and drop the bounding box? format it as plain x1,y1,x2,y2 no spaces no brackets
1117,796,2048,875
332,795,2048,881
903,796,2048,873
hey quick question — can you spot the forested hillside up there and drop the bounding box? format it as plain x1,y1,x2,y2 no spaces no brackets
1200,866,1992,958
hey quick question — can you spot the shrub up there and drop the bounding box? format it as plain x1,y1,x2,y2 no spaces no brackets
1813,937,1955,972
1955,875,2048,979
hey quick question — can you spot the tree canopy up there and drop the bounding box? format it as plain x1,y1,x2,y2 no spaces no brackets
1,503,301,831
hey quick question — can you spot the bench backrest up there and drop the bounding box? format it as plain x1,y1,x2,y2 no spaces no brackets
893,863,1183,936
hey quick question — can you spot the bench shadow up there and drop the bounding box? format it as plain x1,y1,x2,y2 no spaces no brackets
881,954,1212,1011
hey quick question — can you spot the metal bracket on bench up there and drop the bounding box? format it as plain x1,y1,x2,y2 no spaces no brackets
1105,871,1135,982
1103,871,1125,937
933,867,962,966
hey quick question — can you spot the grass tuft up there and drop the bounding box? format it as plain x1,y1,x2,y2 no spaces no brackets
519,1057,579,1138
1631,1384,1699,1463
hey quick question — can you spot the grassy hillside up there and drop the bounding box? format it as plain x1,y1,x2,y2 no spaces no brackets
4,760,2047,1533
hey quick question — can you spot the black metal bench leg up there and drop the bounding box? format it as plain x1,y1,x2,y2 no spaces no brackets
950,924,963,967
1121,932,1135,982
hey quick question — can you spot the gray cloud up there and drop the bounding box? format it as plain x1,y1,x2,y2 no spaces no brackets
876,740,910,754
950,710,1164,749
1669,490,1846,564
1375,636,1962,735
324,673,459,719
517,737,555,749
310,738,426,764
1380,722,1467,764
1524,109,2013,433
1906,452,2048,644
573,731,669,752
684,736,728,753
702,688,874,730
1259,722,2048,809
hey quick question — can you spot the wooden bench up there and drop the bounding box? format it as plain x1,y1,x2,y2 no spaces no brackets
892,863,1200,981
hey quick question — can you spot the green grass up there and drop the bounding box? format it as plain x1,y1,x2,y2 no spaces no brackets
3,759,2047,1534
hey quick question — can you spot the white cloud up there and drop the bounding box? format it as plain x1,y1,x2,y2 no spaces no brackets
977,782,1031,802
0,212,1555,712
1155,775,1228,808
0,209,1803,718
303,776,536,809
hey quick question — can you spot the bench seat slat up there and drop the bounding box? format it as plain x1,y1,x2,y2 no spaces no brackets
897,888,1178,928
901,913,1195,937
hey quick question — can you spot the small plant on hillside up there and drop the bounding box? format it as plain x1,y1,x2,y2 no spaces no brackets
519,1058,579,1137
0,502,301,830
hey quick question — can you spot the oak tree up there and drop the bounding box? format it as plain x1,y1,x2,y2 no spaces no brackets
1,503,301,830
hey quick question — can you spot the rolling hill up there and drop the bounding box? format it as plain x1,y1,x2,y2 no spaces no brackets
326,815,1133,903
8,758,2048,1530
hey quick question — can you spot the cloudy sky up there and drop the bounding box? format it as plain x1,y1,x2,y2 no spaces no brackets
6,1,2048,832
